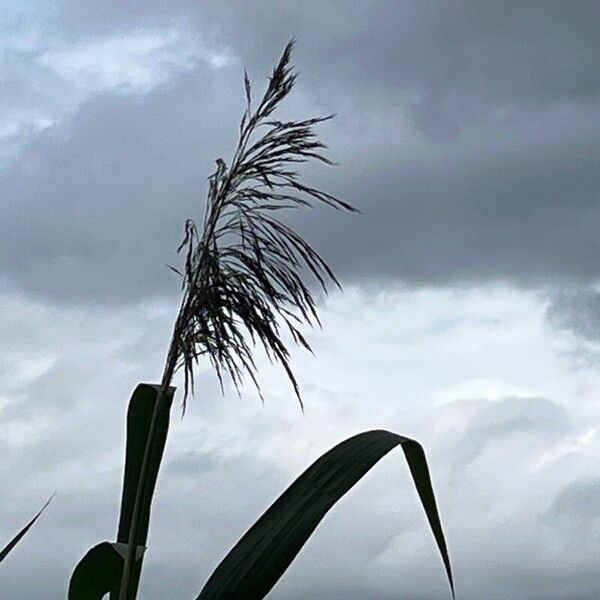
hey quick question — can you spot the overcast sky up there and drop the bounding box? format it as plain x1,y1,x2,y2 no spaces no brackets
1,2,600,599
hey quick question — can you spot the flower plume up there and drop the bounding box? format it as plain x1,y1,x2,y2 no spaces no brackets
163,40,358,410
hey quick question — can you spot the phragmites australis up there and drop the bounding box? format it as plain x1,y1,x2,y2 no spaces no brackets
162,40,358,410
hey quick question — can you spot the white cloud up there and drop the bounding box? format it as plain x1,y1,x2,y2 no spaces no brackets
0,15,235,169
431,378,541,405
2,284,600,598
37,29,233,93
1,5,599,598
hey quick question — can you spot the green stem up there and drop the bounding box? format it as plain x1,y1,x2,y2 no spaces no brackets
117,166,206,598
118,312,183,599
118,382,168,600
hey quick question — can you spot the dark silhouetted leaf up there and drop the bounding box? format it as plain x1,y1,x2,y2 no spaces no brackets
0,494,53,564
111,383,174,600
197,429,454,600
69,542,123,600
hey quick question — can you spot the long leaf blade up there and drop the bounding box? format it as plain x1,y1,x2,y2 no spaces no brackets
0,494,54,564
116,384,174,546
196,429,454,600
68,542,123,600
111,383,174,600
68,384,174,600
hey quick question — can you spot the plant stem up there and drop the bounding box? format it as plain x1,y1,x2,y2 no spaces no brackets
117,385,167,599
118,314,184,599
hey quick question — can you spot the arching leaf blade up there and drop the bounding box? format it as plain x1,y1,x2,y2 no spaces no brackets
116,384,175,547
111,383,175,600
401,439,454,596
68,542,123,599
0,494,54,564
196,429,454,600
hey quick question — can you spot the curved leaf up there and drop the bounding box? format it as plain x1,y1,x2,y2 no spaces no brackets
69,384,174,600
111,383,174,600
69,542,123,599
116,384,175,546
197,429,454,600
0,494,54,564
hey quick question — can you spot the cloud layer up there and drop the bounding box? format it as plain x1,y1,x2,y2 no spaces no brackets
1,286,600,598
0,2,599,304
2,3,600,599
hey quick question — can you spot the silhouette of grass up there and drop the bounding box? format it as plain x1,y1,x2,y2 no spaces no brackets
162,39,358,410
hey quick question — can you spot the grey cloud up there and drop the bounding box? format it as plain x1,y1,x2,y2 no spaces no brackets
0,48,63,113
202,1,600,138
440,396,570,468
167,449,219,476
1,2,598,305
3,286,600,598
44,1,597,151
547,288,600,343
549,476,600,522
0,45,71,165
305,118,600,288
51,2,600,118
0,64,244,304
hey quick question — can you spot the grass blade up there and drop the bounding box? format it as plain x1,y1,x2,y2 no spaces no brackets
196,429,454,599
0,494,54,564
111,383,175,600
68,542,123,599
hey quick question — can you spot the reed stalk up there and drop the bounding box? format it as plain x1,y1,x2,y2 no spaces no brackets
117,40,357,599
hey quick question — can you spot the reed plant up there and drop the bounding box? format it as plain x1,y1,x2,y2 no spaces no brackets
0,496,53,565
68,41,454,600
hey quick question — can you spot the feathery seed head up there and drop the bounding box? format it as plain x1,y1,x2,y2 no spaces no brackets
166,40,358,411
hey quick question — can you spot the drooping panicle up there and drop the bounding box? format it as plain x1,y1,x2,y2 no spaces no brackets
165,40,358,410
